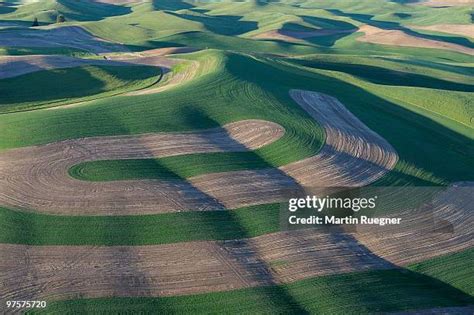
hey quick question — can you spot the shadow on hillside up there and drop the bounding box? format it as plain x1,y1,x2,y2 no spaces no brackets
389,0,420,3
305,32,354,47
0,62,162,112
91,109,309,313
375,56,474,76
301,15,356,30
151,0,258,36
292,59,474,92
300,16,358,47
56,0,132,21
328,9,474,49
82,108,467,313
0,67,106,107
225,54,474,183
4,52,474,312
270,22,355,47
251,15,357,48
166,11,258,36
253,0,280,5
152,0,194,11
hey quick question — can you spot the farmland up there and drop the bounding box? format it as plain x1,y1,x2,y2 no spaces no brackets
0,0,473,314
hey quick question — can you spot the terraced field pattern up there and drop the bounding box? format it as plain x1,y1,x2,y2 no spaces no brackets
0,0,473,314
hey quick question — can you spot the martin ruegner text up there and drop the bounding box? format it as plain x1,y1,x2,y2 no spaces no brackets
288,215,401,226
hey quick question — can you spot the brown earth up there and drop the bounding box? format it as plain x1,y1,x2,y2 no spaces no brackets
0,120,285,214
0,229,394,301
88,0,143,4
0,92,470,303
0,90,398,215
0,183,470,301
125,60,199,96
354,183,474,265
389,306,474,314
410,24,474,39
0,55,113,79
357,24,474,55
190,90,399,209
0,25,125,53
0,46,198,79
102,47,200,58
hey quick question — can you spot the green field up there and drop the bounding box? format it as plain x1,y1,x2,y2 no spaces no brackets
1,0,473,313
1,52,472,186
408,248,474,296
65,53,474,185
35,50,473,186
0,46,91,56
0,204,281,245
0,65,161,112
69,152,277,181
32,269,474,314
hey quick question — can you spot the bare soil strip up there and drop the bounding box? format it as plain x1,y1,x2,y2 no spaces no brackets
354,182,474,266
389,306,474,315
410,24,474,39
102,47,200,58
254,29,355,43
0,120,284,215
0,184,470,301
191,90,398,209
0,229,393,301
0,55,112,79
357,25,474,56
0,90,397,215
0,52,177,79
0,26,125,53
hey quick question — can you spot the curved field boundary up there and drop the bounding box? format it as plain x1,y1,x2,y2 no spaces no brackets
354,183,474,266
0,55,114,79
408,247,474,296
0,229,394,301
418,0,474,6
43,57,195,110
0,26,126,54
0,53,176,80
102,47,200,58
0,47,198,80
16,269,474,314
253,29,356,43
89,0,143,4
285,90,398,186
0,90,397,215
390,306,474,314
1,92,470,303
0,184,470,301
357,25,474,56
410,24,474,40
125,60,199,96
0,120,284,215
